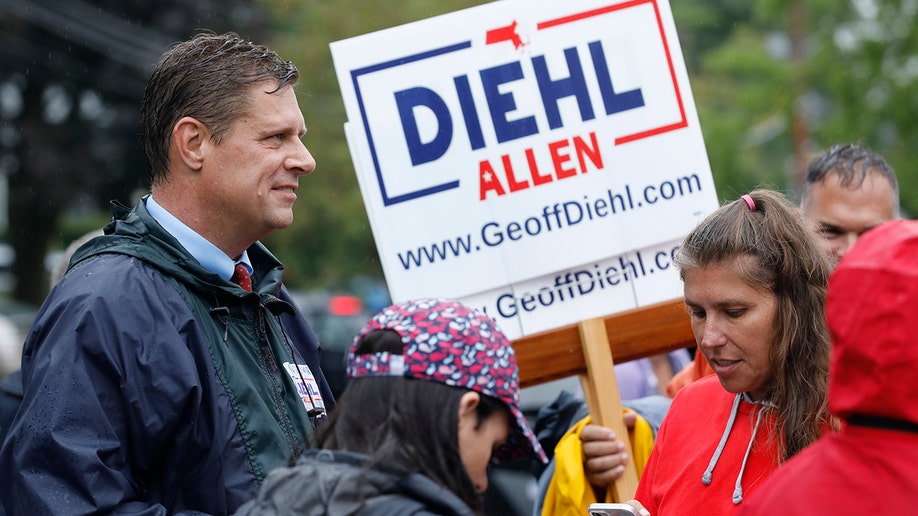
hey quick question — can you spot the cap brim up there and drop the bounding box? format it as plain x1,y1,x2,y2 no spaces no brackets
492,405,548,464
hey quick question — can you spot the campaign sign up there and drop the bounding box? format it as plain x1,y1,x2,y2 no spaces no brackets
331,0,719,339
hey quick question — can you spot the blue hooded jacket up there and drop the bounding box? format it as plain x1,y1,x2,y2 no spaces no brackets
0,199,335,515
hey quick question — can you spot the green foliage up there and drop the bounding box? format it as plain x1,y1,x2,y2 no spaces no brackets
676,0,918,212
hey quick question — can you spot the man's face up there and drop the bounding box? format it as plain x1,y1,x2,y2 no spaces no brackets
802,170,896,265
199,83,315,246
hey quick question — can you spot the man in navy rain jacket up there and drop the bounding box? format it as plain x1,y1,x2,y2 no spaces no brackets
0,32,335,515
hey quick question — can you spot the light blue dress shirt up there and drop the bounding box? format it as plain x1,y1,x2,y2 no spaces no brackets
145,195,252,281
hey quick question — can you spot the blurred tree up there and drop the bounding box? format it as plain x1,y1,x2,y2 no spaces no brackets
0,0,270,305
803,0,918,214
675,0,918,213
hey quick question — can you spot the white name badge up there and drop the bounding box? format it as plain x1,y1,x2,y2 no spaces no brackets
283,362,326,415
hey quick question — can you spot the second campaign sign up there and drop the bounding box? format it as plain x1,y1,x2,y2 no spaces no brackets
331,0,720,340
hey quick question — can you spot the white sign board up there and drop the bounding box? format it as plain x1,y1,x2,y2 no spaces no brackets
331,0,719,339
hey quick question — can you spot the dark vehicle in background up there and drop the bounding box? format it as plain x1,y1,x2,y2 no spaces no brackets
289,290,375,399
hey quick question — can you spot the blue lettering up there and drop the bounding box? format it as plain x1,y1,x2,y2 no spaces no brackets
655,250,670,271
589,40,645,115
454,75,486,150
575,270,595,295
506,221,523,241
562,201,583,225
659,180,676,200
644,184,659,204
537,287,556,306
481,221,503,246
594,197,609,217
533,46,595,130
394,41,647,160
395,86,453,166
605,265,623,286
554,273,574,301
519,293,538,312
524,216,542,235
496,293,518,318
480,62,539,143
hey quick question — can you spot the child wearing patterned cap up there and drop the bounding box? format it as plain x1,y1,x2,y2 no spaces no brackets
236,298,546,515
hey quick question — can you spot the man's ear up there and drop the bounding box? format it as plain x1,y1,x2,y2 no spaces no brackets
172,116,209,171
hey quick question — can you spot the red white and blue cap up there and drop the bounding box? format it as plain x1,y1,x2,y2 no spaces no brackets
348,297,547,464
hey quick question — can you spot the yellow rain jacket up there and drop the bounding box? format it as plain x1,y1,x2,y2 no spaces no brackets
541,410,654,516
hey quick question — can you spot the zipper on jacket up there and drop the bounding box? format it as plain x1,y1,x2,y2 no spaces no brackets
210,307,230,343
257,304,303,460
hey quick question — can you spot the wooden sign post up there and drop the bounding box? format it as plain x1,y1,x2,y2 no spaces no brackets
577,317,639,500
513,298,696,500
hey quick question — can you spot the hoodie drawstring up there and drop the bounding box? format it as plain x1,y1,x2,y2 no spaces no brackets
702,393,741,486
701,393,768,505
732,401,765,504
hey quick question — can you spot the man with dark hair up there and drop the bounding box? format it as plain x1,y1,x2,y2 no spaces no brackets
0,32,334,514
801,143,900,264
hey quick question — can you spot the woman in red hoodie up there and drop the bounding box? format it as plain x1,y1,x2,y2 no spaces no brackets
627,190,835,515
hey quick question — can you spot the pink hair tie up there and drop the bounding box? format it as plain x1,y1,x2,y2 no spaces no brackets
741,194,756,211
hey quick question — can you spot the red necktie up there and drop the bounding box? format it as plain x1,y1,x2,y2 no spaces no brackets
232,263,253,292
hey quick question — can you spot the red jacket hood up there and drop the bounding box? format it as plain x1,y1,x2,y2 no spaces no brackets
826,219,918,425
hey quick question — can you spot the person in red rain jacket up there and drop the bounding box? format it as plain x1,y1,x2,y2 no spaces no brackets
739,218,918,515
